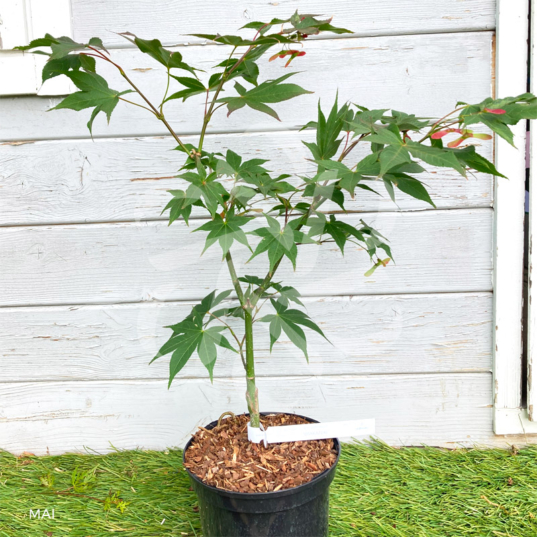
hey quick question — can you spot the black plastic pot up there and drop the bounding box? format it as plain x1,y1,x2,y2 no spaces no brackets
183,412,340,537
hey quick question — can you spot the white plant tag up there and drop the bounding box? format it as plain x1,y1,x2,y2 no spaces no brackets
247,419,375,445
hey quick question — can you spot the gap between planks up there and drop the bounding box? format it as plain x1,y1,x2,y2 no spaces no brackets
0,370,493,385
0,205,495,230
0,289,493,311
77,28,497,51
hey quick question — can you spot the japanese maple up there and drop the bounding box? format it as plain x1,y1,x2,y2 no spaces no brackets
17,12,537,428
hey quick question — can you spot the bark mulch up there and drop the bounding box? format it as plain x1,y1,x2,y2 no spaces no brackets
183,413,338,493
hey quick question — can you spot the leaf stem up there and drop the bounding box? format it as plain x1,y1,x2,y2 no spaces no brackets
207,311,247,370
118,96,155,114
159,68,171,114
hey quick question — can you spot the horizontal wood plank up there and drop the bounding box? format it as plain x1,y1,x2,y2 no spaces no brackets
0,32,493,141
0,210,492,307
0,373,494,454
0,130,493,226
71,0,496,47
0,293,492,382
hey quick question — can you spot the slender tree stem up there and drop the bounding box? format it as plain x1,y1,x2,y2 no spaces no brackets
198,43,258,153
225,252,245,304
244,309,260,427
224,251,259,424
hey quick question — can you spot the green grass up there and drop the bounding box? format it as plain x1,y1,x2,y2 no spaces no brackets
0,441,536,536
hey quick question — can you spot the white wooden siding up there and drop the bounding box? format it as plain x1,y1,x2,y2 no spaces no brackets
0,1,508,454
0,374,495,455
0,210,492,307
71,0,496,46
0,293,492,381
0,32,493,141
0,132,493,226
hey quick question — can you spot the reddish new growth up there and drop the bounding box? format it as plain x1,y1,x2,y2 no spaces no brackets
432,128,492,148
269,49,306,67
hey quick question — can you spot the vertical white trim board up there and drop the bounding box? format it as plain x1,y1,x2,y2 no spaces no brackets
493,0,537,434
0,0,73,96
527,0,537,426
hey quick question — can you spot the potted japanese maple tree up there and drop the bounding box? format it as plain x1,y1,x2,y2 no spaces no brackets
17,11,537,536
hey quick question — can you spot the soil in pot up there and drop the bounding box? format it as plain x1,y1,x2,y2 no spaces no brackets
184,413,338,493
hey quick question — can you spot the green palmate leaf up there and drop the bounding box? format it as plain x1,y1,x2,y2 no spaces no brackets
359,220,393,261
152,290,236,385
304,182,345,210
119,33,196,74
194,209,253,256
166,289,233,336
382,110,430,131
270,282,305,307
355,152,382,175
249,216,297,270
216,149,269,177
478,114,514,146
48,36,88,60
308,213,393,263
405,141,466,177
14,34,59,51
379,144,411,176
288,11,351,35
391,161,426,174
241,172,296,198
347,108,388,135
41,54,95,82
259,299,328,360
88,37,108,52
51,71,133,134
165,77,206,102
363,126,404,146
192,33,296,46
238,277,304,307
162,190,193,225
217,73,312,120
450,145,506,178
383,174,436,208
241,13,351,36
239,275,265,286
159,322,235,385
458,94,537,146
179,168,228,216
218,57,261,86
307,213,374,255
230,185,257,207
302,98,350,161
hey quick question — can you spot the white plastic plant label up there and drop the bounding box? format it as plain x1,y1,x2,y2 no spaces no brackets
247,419,375,445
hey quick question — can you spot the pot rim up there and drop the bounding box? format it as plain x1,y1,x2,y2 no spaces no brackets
182,411,341,500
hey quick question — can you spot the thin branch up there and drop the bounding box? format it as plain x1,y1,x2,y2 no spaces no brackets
87,45,189,153
418,106,466,143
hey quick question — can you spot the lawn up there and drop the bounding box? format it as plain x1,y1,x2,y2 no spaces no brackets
0,440,536,536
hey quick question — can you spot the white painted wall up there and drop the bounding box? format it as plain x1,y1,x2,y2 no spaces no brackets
0,0,521,454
